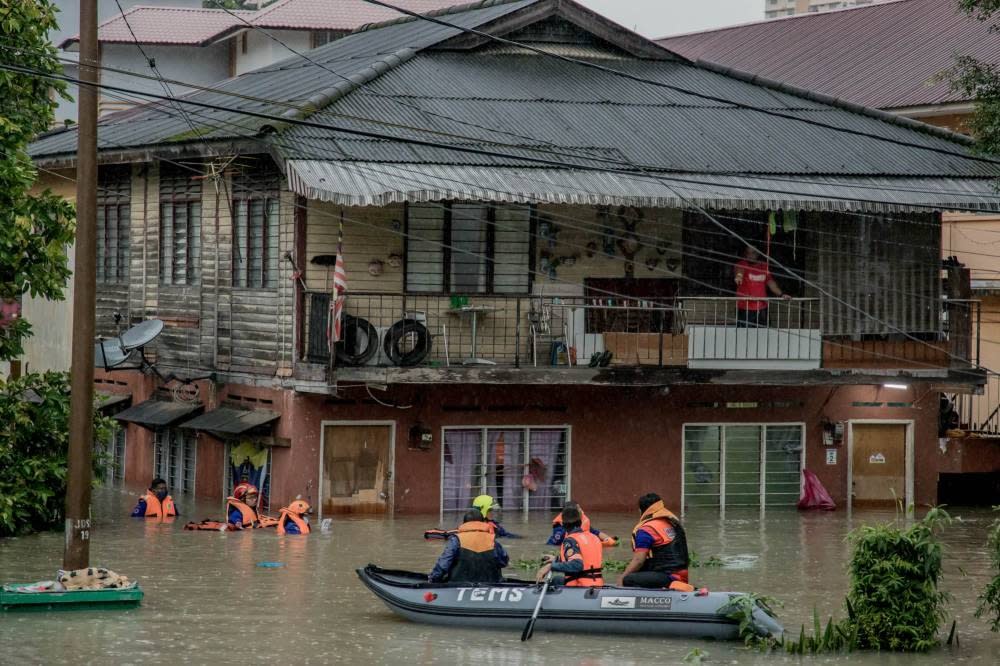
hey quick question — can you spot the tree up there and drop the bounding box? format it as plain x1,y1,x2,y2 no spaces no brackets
951,1,1000,154
0,372,114,537
0,0,76,361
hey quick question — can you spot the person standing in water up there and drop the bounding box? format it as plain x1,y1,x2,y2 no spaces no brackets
130,478,178,518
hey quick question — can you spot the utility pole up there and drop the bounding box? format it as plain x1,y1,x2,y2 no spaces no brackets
64,0,98,571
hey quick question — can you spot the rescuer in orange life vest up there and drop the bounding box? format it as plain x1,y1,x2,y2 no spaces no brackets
227,483,278,529
547,500,618,547
429,509,509,583
618,492,693,591
535,506,604,586
130,478,178,518
276,499,311,535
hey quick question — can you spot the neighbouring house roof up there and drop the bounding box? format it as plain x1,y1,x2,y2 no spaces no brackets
59,0,462,49
657,0,1000,111
180,406,280,435
31,0,1000,212
114,399,203,430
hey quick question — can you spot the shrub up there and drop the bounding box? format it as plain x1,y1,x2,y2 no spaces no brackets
842,507,951,652
975,512,1000,632
0,372,114,537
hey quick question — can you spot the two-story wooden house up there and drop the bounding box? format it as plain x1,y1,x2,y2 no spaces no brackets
28,0,1000,517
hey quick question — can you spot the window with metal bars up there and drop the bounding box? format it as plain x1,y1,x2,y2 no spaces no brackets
232,167,280,289
224,443,272,513
154,428,197,495
682,423,803,512
405,203,533,294
97,165,130,284
94,426,126,486
441,427,569,515
159,163,202,285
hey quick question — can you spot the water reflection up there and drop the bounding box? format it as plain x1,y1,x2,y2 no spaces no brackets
0,489,997,664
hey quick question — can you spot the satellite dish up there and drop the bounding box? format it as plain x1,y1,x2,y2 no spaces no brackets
118,319,164,350
94,318,165,371
95,339,130,369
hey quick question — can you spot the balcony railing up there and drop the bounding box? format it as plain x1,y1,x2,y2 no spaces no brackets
954,373,1000,437
301,292,981,373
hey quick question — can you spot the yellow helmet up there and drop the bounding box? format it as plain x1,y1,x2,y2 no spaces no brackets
472,494,495,518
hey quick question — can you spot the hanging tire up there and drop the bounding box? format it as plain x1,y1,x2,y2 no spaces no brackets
384,319,432,367
335,315,379,366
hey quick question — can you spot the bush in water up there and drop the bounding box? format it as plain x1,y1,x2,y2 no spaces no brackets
975,510,1000,632
842,507,951,652
0,372,115,537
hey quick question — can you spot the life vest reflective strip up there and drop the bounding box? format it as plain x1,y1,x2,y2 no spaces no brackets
142,493,177,518
560,531,604,587
276,509,310,535
552,510,591,534
630,500,689,573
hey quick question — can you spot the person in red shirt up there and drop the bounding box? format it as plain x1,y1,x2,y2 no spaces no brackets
733,245,789,327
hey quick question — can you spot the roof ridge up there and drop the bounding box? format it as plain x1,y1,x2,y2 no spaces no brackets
270,47,418,127
352,0,530,35
247,0,296,23
690,57,975,147
658,0,912,41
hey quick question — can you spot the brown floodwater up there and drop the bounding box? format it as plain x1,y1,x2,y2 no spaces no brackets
1,488,998,664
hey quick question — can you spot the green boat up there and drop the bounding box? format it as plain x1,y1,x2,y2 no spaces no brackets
0,583,143,612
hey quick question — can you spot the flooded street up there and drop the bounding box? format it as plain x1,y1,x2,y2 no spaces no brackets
2,488,998,664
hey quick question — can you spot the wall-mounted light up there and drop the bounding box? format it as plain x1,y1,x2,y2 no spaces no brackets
883,383,909,390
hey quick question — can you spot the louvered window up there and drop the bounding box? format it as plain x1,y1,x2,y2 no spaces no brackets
96,165,130,284
159,163,202,285
232,167,280,289
405,203,532,294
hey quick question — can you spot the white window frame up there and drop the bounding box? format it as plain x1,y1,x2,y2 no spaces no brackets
681,422,806,516
153,428,197,496
95,425,127,485
439,425,572,520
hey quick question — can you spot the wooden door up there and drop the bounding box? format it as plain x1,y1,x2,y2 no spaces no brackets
851,424,907,506
322,425,392,515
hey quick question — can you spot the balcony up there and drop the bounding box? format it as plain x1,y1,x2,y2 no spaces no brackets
299,292,982,382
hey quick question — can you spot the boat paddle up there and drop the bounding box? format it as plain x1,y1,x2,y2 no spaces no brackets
521,571,553,642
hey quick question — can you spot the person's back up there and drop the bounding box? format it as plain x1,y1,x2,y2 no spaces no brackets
430,510,508,583
546,507,604,587
276,500,311,535
619,492,692,591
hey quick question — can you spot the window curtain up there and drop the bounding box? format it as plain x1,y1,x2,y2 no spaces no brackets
487,429,524,513
527,429,567,512
442,430,482,512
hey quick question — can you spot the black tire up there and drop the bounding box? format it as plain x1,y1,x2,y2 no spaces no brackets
383,319,432,367
335,315,379,366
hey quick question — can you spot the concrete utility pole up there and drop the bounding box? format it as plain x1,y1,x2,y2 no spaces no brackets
64,0,98,570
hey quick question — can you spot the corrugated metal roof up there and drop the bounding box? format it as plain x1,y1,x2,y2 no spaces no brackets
286,160,1000,211
179,406,280,434
114,399,203,429
96,391,132,412
29,0,1000,209
658,0,1000,110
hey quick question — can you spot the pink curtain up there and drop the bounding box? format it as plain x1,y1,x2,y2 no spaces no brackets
487,430,524,513
442,430,482,512
528,430,568,512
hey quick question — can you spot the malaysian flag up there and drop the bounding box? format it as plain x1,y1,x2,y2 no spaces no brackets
329,213,347,348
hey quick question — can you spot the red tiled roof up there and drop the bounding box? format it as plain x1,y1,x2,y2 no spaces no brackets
60,6,254,48
658,0,1000,110
251,0,461,31
61,0,463,49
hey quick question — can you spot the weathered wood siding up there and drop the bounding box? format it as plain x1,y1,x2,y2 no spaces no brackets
110,159,296,375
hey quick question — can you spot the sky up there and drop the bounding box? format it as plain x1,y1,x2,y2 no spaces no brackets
577,0,764,38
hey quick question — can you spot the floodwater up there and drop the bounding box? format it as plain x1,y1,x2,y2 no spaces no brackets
1,489,998,665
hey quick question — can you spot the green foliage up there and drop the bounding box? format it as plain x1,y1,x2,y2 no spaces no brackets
721,593,785,649
681,647,708,664
950,1,1000,155
975,509,1000,632
842,507,951,652
0,372,114,537
0,0,76,361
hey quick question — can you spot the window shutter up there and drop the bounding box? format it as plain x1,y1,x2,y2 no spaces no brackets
405,204,445,293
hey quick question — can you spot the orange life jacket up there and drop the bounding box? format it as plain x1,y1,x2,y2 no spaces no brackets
631,500,689,573
142,493,177,518
276,508,310,535
448,521,502,584
561,529,604,587
227,498,279,528
552,509,591,534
